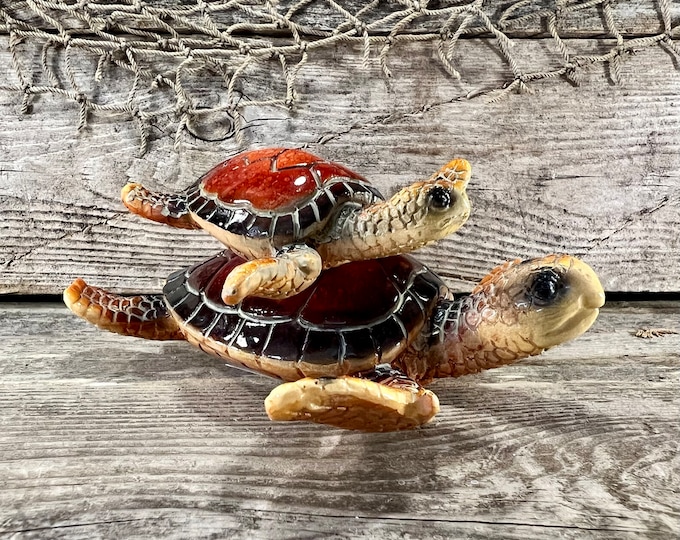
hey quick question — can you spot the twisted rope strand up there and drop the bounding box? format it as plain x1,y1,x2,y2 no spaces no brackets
0,0,677,154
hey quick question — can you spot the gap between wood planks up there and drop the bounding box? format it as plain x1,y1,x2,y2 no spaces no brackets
2,297,678,343
4,292,680,302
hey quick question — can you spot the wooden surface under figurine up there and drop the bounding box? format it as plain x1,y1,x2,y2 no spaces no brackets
0,298,677,537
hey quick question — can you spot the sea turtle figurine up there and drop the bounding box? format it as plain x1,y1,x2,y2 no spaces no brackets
121,148,471,304
64,251,604,432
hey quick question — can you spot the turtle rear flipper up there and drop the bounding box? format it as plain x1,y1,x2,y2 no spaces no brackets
64,279,184,340
265,366,440,432
121,183,199,230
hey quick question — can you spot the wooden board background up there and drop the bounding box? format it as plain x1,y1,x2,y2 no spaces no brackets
0,300,678,538
1,2,680,295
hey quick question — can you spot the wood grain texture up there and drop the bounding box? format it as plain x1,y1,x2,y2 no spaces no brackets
1,36,679,294
0,301,678,538
2,0,675,37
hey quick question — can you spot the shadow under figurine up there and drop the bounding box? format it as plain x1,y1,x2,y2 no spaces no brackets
64,251,604,432
120,147,471,305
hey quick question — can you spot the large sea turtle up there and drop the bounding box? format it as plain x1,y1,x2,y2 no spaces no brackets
64,251,605,432
122,148,471,304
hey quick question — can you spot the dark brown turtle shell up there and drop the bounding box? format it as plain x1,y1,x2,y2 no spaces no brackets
182,147,384,243
163,251,446,381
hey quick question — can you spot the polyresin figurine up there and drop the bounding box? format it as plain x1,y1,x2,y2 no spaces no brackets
64,252,604,432
121,148,471,304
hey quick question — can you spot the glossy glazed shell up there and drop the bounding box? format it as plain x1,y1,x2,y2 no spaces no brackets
163,251,445,381
182,148,384,245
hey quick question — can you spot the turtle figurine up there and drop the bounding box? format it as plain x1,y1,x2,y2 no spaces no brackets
121,148,472,305
64,251,604,432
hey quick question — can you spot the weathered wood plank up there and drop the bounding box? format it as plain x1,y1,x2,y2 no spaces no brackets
280,0,677,37
0,301,678,538
2,0,675,38
1,37,679,294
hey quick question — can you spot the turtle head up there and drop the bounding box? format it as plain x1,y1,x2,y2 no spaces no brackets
384,158,471,248
328,158,471,265
480,255,605,349
442,255,605,377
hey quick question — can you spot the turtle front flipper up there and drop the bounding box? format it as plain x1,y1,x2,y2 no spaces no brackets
121,183,200,230
64,278,184,340
265,365,440,432
221,244,323,305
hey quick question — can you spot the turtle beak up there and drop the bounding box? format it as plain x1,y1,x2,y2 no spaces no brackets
538,257,605,346
569,257,606,310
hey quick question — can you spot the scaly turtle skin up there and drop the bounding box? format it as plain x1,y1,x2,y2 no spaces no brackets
64,252,604,432
121,148,471,305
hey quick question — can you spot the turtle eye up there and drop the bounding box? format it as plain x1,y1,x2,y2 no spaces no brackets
428,185,453,211
529,269,564,306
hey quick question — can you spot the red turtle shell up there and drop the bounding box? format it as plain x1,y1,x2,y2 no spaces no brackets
183,148,384,243
163,251,445,380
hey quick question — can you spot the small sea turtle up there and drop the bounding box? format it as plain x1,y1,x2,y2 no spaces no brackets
122,148,471,304
64,252,604,432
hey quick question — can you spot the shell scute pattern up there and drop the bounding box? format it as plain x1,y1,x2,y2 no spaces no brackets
408,273,443,307
182,148,383,245
341,328,376,362
299,331,343,365
185,303,217,330
395,294,427,336
242,294,304,321
207,313,241,345
200,148,368,209
370,316,408,360
185,255,233,295
233,320,271,356
274,148,317,169
162,251,443,379
296,264,399,326
263,322,306,361
246,215,274,239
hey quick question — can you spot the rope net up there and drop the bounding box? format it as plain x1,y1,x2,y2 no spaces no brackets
1,0,678,154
